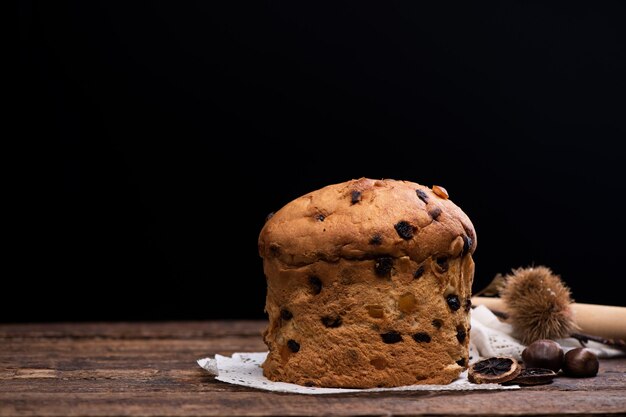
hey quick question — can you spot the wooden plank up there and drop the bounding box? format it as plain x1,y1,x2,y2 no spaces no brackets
1,390,626,416
1,321,625,416
0,321,266,339
1,339,624,392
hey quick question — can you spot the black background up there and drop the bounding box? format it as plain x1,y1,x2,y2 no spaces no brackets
14,2,626,322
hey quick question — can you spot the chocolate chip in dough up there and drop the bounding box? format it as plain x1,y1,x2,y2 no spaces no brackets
429,207,442,220
308,276,322,295
280,309,293,320
374,257,394,277
394,221,414,240
462,234,472,256
435,256,449,272
416,189,429,204
446,294,461,311
369,234,383,245
321,315,342,328
456,325,467,343
414,265,425,279
381,331,403,344
432,319,444,329
287,340,300,353
412,332,432,343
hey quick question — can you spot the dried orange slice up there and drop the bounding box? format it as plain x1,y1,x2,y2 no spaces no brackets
504,368,557,386
468,357,521,384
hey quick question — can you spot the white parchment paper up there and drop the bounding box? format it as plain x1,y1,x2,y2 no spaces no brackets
197,352,518,394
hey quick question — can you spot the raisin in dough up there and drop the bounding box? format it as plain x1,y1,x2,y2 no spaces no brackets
258,178,476,388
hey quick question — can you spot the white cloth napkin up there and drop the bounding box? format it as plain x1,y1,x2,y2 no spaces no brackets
469,305,625,360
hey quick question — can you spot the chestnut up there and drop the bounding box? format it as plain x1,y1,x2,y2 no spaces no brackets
562,348,599,377
521,339,564,372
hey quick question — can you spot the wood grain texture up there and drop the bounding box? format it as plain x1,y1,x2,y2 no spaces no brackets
1,321,625,417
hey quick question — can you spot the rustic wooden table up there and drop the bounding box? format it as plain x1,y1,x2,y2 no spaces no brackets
1,321,625,416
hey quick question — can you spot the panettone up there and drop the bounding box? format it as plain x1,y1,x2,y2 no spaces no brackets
257,178,476,388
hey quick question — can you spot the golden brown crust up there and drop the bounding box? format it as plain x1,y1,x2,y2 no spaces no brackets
259,178,476,388
258,178,476,266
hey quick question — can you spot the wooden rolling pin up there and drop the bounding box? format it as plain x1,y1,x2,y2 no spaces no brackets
471,296,626,341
